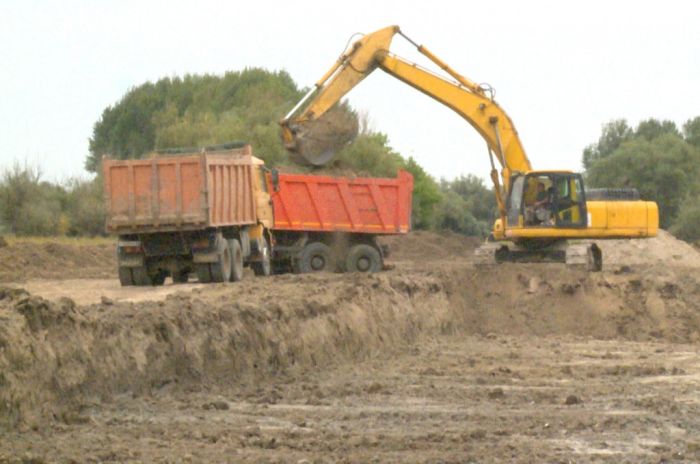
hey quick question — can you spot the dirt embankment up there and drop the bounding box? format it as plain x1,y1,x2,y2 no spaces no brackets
0,241,116,282
380,229,482,263
4,226,700,430
0,272,451,429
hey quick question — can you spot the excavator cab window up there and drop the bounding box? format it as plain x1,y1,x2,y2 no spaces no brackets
507,176,526,227
553,175,587,227
518,173,587,228
521,175,555,226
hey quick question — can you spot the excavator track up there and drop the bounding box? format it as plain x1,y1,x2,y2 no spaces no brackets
474,241,602,271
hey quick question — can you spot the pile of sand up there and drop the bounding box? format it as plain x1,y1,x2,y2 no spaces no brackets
597,229,700,269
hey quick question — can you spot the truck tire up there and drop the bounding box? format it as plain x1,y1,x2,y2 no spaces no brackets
209,237,232,283
150,271,166,286
118,267,134,286
131,266,152,286
172,270,189,284
585,188,640,201
297,242,334,273
345,244,382,273
251,236,272,277
196,264,212,283
229,239,244,282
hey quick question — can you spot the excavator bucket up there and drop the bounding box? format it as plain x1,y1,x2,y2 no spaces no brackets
280,26,400,166
282,105,359,166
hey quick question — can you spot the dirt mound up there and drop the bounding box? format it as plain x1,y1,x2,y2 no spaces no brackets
0,272,450,429
381,230,482,262
597,229,700,269
452,264,700,342
0,241,115,282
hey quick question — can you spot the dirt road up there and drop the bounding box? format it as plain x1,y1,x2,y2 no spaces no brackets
2,230,700,462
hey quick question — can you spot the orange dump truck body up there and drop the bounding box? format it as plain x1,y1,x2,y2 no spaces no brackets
103,149,260,233
270,169,413,235
103,146,414,285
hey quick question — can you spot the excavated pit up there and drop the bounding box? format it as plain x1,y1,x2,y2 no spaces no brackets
3,230,700,432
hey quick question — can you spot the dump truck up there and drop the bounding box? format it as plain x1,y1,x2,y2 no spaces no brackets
102,143,413,286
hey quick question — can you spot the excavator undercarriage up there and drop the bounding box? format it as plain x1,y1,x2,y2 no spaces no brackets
474,240,602,271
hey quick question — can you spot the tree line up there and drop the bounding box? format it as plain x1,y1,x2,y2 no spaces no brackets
1,68,495,237
1,67,698,242
583,117,700,239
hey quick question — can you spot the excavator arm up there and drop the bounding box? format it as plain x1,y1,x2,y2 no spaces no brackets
280,25,533,218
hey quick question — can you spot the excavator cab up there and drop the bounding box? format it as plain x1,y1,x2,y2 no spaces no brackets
508,172,588,229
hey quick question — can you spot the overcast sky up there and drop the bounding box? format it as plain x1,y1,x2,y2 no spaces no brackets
1,0,698,183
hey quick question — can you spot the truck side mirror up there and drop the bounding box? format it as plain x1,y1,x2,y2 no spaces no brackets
271,169,280,192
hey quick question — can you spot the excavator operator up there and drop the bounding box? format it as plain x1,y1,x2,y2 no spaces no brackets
526,181,554,226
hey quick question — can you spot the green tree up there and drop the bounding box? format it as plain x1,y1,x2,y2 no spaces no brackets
635,119,680,141
435,190,485,236
683,117,700,149
442,175,496,225
670,194,700,241
582,119,632,170
0,163,67,235
403,157,442,230
333,132,404,177
586,134,700,228
64,177,106,236
86,69,304,172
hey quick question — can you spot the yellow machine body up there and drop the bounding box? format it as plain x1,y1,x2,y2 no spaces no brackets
280,25,658,252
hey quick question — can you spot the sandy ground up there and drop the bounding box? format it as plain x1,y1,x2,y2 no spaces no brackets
15,279,207,305
2,230,700,463
3,335,700,463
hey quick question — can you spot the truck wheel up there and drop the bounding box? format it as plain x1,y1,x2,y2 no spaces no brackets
172,270,189,284
251,236,272,277
196,264,212,283
345,244,382,273
229,239,244,282
118,267,134,286
131,266,152,286
210,238,232,283
298,242,334,273
151,271,166,286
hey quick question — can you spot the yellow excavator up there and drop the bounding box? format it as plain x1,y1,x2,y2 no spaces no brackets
280,26,658,270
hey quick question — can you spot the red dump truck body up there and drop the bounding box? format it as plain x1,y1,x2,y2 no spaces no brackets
269,170,413,235
103,148,260,233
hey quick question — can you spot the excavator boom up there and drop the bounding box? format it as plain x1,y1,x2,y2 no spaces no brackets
280,26,531,201
281,25,658,271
